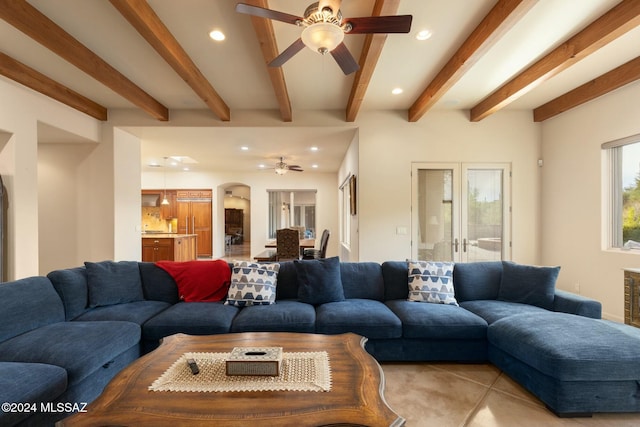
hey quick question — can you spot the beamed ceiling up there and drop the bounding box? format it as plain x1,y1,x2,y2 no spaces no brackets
1,0,640,173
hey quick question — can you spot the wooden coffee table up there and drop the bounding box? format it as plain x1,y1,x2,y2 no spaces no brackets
57,332,404,426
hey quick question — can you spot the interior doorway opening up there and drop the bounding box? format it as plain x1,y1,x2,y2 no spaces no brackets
221,183,250,260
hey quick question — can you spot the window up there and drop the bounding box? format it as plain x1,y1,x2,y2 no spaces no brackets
267,190,316,239
604,135,640,249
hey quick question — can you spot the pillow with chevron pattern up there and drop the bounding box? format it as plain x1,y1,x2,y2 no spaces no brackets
225,261,280,307
407,261,458,306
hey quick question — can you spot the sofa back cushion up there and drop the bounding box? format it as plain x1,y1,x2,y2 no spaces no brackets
381,261,410,301
274,261,299,300
47,267,89,320
341,262,385,300
84,261,144,307
453,261,502,302
0,276,64,342
138,262,180,304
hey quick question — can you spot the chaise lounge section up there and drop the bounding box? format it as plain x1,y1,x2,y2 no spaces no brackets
1,257,640,425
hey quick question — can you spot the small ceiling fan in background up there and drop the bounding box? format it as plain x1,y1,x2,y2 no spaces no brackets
236,0,412,75
269,157,303,175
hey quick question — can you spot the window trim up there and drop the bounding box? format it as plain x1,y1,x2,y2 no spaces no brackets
602,133,640,250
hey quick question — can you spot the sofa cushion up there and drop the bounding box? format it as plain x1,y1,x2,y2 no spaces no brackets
225,261,279,306
0,362,68,427
142,302,239,341
138,262,180,303
488,312,640,381
47,267,89,320
315,299,402,339
498,261,559,310
230,300,316,333
0,276,64,342
385,300,487,339
453,261,502,302
85,261,144,307
156,260,231,302
460,300,550,324
295,256,345,305
273,261,298,300
381,261,410,301
340,262,385,301
408,261,458,305
74,300,171,324
0,321,140,385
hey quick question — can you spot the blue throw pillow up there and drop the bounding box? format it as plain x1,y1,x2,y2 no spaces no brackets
498,261,559,310
295,256,345,305
84,261,144,307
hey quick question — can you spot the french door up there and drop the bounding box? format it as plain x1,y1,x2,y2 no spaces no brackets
411,163,511,262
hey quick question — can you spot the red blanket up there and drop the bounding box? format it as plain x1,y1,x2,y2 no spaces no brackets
156,260,231,302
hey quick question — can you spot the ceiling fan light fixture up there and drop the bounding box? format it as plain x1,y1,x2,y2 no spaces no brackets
301,22,344,54
275,166,288,175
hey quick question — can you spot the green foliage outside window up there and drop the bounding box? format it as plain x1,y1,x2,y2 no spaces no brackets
623,174,640,242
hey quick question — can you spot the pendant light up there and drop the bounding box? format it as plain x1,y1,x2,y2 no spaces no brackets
161,157,170,205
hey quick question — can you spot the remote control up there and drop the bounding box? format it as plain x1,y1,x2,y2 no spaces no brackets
186,358,199,375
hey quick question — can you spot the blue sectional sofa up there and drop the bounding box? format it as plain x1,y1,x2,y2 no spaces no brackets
1,257,640,426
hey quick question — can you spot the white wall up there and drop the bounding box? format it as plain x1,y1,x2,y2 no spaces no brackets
355,110,541,264
541,80,640,322
0,77,101,279
338,130,359,261
37,142,96,273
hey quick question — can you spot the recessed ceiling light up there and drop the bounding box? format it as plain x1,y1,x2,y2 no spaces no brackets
310,146,319,151
416,29,432,41
209,30,225,41
258,164,266,168
240,146,249,151
392,88,403,95
312,164,319,168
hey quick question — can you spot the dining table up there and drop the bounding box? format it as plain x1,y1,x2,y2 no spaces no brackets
265,238,316,249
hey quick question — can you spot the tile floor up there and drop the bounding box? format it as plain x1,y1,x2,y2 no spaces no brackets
381,363,640,427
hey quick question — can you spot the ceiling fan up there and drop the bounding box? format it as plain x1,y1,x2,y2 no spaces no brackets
236,1,412,75
272,157,303,175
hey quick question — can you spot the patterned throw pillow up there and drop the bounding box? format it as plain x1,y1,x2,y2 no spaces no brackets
407,261,458,305
225,261,280,307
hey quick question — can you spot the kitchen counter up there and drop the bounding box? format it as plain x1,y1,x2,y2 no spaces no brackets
141,234,197,262
141,233,197,238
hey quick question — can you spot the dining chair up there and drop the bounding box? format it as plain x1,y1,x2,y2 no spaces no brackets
303,229,330,259
276,228,301,261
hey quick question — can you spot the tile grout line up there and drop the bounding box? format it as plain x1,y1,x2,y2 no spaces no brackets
459,371,504,427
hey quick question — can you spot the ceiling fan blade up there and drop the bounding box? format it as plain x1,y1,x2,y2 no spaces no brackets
235,3,302,25
344,15,413,34
331,42,359,75
269,38,305,68
289,167,304,172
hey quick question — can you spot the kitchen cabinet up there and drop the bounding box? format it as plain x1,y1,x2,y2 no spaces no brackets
160,190,177,218
176,189,212,257
141,234,197,262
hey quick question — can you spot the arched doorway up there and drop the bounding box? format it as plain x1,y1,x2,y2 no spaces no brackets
220,183,250,260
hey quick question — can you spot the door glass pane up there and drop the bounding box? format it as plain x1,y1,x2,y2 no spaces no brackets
417,169,454,261
465,169,503,262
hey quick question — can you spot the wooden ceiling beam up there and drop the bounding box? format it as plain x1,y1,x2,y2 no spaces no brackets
0,52,107,120
408,0,536,123
109,0,230,122
246,0,293,122
346,0,400,123
0,0,168,121
470,0,640,122
533,55,640,122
